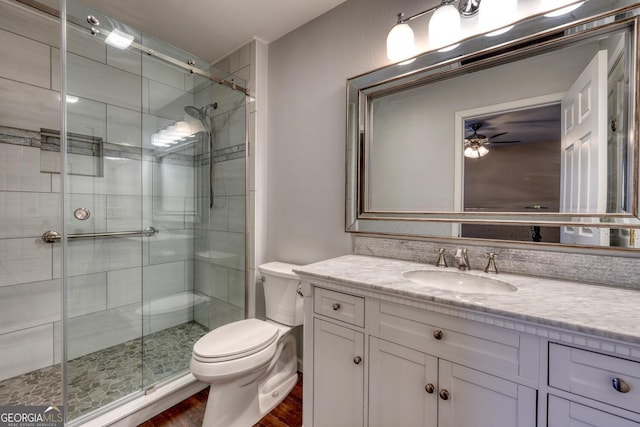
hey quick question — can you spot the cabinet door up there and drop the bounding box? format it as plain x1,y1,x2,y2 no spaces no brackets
369,337,438,427
438,360,536,427
548,396,640,427
313,319,364,427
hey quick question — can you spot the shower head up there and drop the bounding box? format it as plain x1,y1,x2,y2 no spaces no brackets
184,103,218,121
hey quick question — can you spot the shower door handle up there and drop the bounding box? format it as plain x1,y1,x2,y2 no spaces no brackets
42,230,62,243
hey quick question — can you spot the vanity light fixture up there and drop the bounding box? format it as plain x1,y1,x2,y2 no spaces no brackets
387,0,521,62
104,28,134,50
542,0,585,18
480,0,517,37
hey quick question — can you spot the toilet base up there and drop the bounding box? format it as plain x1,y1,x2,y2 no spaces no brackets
200,334,298,427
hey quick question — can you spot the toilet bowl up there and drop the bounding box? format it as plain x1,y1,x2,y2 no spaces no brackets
190,262,303,427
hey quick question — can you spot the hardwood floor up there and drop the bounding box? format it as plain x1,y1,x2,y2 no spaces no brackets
138,375,303,427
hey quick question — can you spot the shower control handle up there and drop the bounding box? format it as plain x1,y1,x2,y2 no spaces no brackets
42,230,62,243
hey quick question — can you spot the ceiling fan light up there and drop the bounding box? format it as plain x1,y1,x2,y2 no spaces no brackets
428,4,461,50
477,145,489,156
464,146,479,158
387,23,415,62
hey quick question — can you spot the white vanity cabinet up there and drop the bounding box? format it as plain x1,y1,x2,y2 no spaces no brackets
368,300,537,427
305,284,538,427
297,255,640,427
547,343,640,426
369,337,536,427
311,287,366,427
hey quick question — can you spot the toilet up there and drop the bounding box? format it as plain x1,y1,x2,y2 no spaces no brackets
190,262,303,427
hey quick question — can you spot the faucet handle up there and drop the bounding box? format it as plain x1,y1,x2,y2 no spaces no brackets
484,252,498,274
436,248,448,267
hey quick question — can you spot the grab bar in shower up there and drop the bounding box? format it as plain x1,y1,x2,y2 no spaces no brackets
41,226,159,243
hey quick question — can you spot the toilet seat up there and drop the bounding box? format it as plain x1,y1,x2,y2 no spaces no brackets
192,319,280,363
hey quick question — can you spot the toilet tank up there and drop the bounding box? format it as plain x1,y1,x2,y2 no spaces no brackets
258,262,304,327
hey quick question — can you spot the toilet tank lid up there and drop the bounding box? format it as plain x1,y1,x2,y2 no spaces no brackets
258,261,301,279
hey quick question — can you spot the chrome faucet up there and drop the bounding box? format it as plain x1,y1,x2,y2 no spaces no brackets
484,252,499,274
454,248,470,271
435,248,448,267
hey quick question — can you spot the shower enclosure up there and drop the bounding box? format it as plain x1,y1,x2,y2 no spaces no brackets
0,0,247,423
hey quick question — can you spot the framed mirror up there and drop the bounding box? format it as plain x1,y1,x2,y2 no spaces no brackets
346,0,640,248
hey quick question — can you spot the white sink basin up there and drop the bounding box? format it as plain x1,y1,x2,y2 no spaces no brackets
402,270,517,294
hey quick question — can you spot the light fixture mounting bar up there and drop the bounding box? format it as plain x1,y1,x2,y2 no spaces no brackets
397,0,480,24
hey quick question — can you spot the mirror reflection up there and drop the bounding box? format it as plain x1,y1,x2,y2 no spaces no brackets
366,26,632,221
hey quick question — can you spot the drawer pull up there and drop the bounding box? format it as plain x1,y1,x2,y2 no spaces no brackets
613,378,631,393
353,356,362,365
439,389,450,400
425,383,435,394
433,329,444,340
332,303,341,311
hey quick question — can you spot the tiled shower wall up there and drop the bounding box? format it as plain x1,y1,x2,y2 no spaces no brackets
0,0,247,382
192,44,250,330
0,0,65,383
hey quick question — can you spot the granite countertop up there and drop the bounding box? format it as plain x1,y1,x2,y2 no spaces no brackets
293,254,640,345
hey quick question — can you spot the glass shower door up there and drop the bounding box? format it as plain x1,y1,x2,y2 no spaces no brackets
63,1,247,422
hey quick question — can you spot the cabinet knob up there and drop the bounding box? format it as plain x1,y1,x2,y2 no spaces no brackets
612,378,631,393
433,329,444,340
332,303,341,311
439,389,450,400
425,383,435,394
353,356,362,365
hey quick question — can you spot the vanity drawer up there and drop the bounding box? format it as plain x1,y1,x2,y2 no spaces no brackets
370,301,539,382
314,288,365,327
549,343,640,413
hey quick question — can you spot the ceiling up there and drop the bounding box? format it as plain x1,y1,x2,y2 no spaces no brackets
72,0,349,63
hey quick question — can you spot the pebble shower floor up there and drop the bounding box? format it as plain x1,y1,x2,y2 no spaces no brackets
0,321,209,419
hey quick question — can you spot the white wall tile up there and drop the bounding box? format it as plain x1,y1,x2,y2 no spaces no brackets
0,238,53,287
66,303,142,359
66,53,141,111
0,324,54,381
143,261,185,300
41,150,61,174
0,28,50,89
67,153,101,176
143,55,188,91
210,196,229,231
0,279,61,335
67,24,106,64
146,79,193,121
148,229,193,264
0,0,59,49
228,268,245,308
228,195,245,233
67,272,107,318
107,267,142,309
229,43,251,74
213,158,245,197
0,144,50,192
67,97,107,140
66,237,143,276
0,78,59,132
107,105,142,146
107,45,141,76
0,191,61,239
104,156,142,196
209,230,245,270
106,194,142,232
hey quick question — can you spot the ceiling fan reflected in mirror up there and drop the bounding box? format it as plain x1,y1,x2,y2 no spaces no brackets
463,122,516,158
